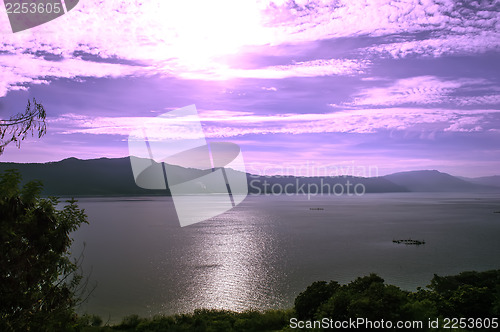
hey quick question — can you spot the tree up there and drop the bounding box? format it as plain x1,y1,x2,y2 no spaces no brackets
0,98,47,155
294,280,339,320
0,169,88,331
427,270,500,318
316,274,411,323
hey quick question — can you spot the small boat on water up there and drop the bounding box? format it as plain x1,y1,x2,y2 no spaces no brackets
309,207,324,210
392,238,425,245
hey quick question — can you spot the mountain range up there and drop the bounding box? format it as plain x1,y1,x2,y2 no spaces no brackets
0,157,499,196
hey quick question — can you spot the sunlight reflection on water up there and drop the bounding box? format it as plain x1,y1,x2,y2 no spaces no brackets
71,193,500,322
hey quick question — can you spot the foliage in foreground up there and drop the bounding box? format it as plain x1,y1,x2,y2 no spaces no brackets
0,170,88,332
0,98,47,155
294,270,500,331
77,309,292,332
79,269,500,332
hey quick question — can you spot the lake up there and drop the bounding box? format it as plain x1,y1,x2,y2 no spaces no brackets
70,193,500,322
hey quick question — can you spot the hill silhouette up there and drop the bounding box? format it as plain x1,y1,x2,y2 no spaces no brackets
0,157,498,196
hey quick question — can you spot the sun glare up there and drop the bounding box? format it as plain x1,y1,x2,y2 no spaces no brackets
144,0,268,68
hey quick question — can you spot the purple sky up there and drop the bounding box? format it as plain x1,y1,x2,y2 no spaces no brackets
1,0,499,177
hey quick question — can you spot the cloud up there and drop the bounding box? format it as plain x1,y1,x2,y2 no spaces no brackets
0,0,498,95
444,116,483,132
363,31,500,58
52,107,500,139
347,76,461,106
452,94,500,106
262,1,500,60
343,76,499,107
176,58,369,80
261,86,278,91
0,53,149,97
264,0,499,44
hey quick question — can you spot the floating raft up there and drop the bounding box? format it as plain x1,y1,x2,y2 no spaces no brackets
393,239,426,245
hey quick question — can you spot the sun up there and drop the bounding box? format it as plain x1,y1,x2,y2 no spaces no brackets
143,0,268,68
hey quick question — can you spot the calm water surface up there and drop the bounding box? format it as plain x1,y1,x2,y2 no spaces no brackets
70,193,500,321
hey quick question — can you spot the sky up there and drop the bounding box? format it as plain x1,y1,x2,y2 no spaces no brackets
0,0,499,177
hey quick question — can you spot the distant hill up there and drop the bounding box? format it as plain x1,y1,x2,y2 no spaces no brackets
0,157,166,196
460,175,500,188
247,174,408,195
0,158,498,196
384,170,498,192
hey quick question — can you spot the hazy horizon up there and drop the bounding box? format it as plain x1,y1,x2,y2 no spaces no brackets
1,155,499,179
